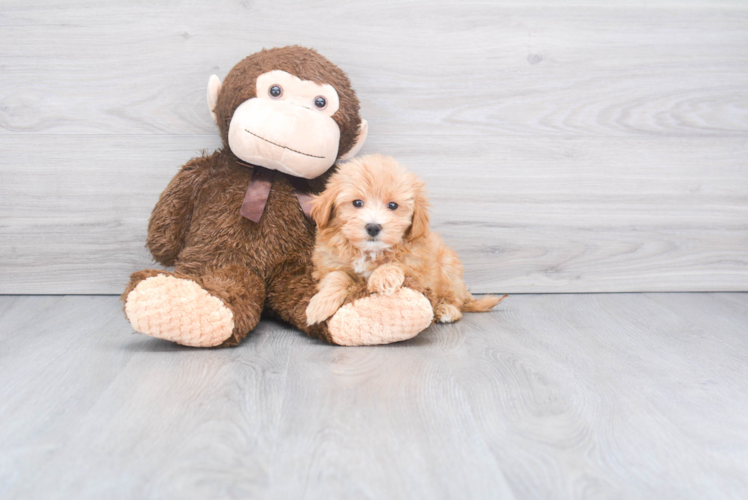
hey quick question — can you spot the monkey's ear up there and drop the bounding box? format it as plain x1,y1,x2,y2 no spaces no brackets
311,182,339,229
339,119,368,160
207,75,222,124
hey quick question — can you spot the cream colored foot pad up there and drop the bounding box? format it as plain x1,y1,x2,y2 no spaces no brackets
125,274,234,347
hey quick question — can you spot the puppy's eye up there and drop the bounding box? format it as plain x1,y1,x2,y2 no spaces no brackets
387,202,398,210
352,200,364,208
314,96,327,109
269,85,282,98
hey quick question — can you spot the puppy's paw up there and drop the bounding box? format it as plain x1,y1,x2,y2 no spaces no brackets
436,304,462,323
367,265,405,295
306,292,342,326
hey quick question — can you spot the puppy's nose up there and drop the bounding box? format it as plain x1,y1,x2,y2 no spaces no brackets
365,223,382,237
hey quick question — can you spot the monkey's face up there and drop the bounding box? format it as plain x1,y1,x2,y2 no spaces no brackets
208,48,369,179
208,70,335,179
228,70,341,178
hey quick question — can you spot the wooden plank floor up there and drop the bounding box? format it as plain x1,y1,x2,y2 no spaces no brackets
1,293,747,499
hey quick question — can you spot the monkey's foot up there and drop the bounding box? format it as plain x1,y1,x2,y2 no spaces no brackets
124,274,234,347
327,287,433,346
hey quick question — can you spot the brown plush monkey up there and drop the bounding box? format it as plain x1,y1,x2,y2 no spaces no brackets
122,46,433,347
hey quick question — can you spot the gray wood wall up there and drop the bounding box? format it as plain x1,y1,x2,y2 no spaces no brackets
1,0,747,294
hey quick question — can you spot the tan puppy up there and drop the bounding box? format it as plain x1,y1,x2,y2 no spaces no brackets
306,154,505,326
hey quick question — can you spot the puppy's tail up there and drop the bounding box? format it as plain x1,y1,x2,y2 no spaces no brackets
463,294,508,312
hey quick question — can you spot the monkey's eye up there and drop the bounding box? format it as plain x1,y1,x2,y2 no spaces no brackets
314,96,327,109
352,200,364,208
269,85,282,98
387,202,398,210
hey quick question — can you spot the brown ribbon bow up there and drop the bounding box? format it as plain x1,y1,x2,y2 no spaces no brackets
236,160,314,223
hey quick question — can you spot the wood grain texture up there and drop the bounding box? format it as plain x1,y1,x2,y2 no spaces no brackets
2,1,748,137
1,293,747,499
0,0,747,293
1,134,746,293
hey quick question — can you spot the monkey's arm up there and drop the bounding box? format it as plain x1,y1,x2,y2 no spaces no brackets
146,154,211,266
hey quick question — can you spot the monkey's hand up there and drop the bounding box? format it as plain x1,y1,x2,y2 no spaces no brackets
367,264,405,295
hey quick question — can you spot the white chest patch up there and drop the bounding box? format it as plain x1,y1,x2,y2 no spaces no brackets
352,241,391,278
353,251,380,278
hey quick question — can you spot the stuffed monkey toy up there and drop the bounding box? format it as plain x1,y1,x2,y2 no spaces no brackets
122,46,434,347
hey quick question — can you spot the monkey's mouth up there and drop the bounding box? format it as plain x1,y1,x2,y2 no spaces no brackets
245,129,325,159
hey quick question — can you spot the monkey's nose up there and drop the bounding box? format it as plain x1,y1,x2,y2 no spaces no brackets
365,223,381,237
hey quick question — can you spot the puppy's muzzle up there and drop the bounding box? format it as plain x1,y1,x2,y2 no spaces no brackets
365,223,382,237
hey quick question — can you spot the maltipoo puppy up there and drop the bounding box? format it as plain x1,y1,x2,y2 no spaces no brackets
305,154,505,326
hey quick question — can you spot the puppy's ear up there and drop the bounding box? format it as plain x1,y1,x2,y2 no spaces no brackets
311,180,339,229
406,179,431,242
